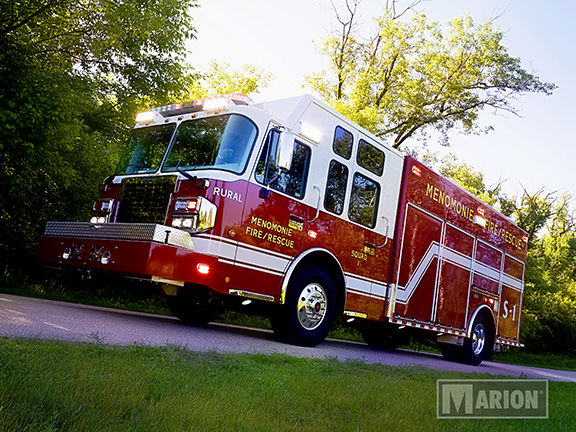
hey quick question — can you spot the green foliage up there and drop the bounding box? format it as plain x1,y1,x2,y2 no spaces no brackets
437,154,500,206
308,7,556,148
521,290,576,353
197,60,274,98
521,194,576,353
0,0,198,269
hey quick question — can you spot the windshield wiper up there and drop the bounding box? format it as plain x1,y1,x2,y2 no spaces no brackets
114,163,141,175
174,160,197,182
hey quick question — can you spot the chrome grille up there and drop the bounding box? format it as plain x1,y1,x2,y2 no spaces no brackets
116,176,176,224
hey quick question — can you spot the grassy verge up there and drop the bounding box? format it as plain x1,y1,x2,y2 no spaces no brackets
0,338,573,432
2,268,576,371
493,350,576,371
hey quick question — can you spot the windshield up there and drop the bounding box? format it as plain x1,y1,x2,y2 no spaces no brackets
163,115,257,174
115,124,176,175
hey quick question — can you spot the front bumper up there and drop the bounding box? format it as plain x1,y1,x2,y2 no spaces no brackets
37,222,219,288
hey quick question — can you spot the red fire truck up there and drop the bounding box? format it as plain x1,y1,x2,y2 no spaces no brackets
37,93,527,365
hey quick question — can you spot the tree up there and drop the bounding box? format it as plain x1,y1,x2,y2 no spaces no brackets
0,0,197,107
177,60,273,101
0,0,198,269
522,194,576,353
306,0,556,148
437,153,501,206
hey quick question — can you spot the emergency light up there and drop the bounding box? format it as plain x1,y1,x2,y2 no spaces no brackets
171,196,217,233
298,122,322,144
196,263,210,275
203,97,233,113
135,111,155,123
151,93,253,118
91,198,115,224
174,198,198,212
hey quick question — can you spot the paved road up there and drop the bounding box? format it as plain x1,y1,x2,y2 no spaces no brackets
1,294,574,382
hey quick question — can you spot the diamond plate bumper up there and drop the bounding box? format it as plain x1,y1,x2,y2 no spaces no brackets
44,222,194,250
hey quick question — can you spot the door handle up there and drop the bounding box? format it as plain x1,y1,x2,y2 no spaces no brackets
376,216,389,248
307,185,322,223
289,215,305,224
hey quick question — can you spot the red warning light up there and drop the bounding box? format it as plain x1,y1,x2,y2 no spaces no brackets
186,199,198,211
197,263,210,275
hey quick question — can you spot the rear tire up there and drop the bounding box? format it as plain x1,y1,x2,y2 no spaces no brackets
463,313,494,365
166,289,222,325
358,322,401,350
271,265,336,347
440,313,494,366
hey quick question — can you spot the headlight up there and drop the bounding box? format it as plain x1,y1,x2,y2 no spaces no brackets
91,198,115,223
171,196,217,232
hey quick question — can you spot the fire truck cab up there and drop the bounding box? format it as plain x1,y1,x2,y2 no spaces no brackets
37,93,527,365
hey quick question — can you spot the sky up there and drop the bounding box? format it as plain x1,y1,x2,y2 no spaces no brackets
186,0,576,202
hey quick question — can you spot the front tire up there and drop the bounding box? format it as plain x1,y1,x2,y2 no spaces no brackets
166,289,222,325
271,265,336,347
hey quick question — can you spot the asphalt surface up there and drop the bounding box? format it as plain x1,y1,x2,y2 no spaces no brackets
1,293,575,382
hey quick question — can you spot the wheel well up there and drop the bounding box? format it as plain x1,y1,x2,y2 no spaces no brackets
468,305,496,339
282,249,346,315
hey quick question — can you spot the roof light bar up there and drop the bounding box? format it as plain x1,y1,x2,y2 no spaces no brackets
154,93,253,118
135,111,155,123
203,97,231,113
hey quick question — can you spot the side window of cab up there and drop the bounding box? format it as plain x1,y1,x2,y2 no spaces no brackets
324,126,353,214
255,129,311,199
349,173,380,228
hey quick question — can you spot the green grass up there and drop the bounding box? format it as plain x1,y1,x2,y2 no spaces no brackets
493,350,576,372
0,338,573,432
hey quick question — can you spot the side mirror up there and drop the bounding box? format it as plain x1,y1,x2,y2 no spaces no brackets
276,131,294,172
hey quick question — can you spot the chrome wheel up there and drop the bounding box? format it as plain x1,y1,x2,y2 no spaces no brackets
460,313,493,366
471,323,486,357
270,265,336,347
440,314,493,366
297,283,327,331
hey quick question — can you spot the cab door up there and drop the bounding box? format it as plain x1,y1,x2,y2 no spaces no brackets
368,147,404,303
230,127,313,301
